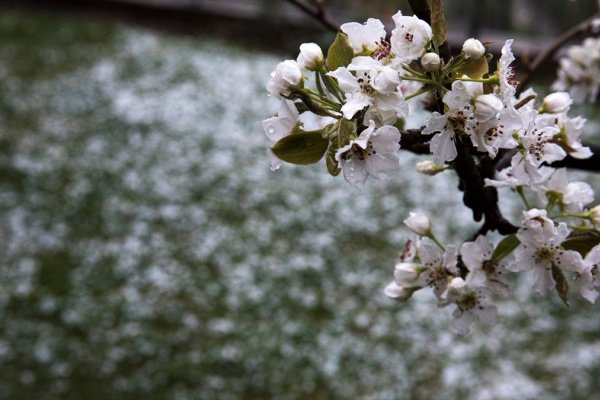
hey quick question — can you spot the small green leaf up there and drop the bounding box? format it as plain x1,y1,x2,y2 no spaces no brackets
294,101,310,114
552,264,570,307
325,119,356,176
457,56,489,79
492,234,520,262
326,144,341,176
326,32,354,71
561,230,600,256
431,0,447,48
271,130,329,165
337,118,356,143
394,118,405,131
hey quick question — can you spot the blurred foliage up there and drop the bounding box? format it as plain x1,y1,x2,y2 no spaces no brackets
1,6,600,400
258,0,598,37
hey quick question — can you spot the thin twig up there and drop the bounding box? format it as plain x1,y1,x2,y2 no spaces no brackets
517,12,600,95
285,0,338,33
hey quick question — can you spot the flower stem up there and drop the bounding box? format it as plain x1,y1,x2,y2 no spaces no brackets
454,77,499,84
426,232,446,251
405,86,431,100
402,64,428,79
400,75,434,84
516,187,531,209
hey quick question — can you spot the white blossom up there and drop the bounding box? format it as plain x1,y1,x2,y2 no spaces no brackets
403,211,431,236
468,101,521,158
328,57,407,120
341,18,386,54
542,92,572,114
423,80,482,164
461,235,510,296
512,219,584,295
536,112,592,160
363,92,409,126
266,60,303,98
538,168,594,213
443,277,498,336
421,52,441,71
384,281,414,302
297,42,324,71
580,245,600,303
485,150,554,189
521,209,557,242
462,38,485,60
393,261,423,287
496,39,517,101
473,94,504,123
390,11,432,63
335,121,401,188
416,160,446,176
590,205,600,229
262,99,299,170
553,37,600,103
418,243,459,302
519,108,566,167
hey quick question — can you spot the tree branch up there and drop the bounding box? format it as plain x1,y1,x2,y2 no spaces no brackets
399,128,434,154
517,12,600,95
285,0,338,33
551,144,600,171
453,134,518,235
407,0,431,24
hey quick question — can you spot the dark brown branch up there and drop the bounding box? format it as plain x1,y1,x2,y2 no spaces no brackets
495,144,600,172
517,12,600,95
453,134,518,235
399,128,434,154
407,0,431,24
285,0,338,33
551,144,600,171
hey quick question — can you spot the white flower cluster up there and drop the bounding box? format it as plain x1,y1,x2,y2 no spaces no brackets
263,11,432,188
386,209,600,335
263,9,600,335
553,37,600,104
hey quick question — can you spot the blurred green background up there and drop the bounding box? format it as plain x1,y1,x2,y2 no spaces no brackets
1,1,600,399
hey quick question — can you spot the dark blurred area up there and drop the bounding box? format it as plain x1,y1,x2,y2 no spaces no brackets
2,0,598,55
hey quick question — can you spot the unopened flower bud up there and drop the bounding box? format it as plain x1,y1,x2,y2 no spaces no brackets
421,52,441,72
404,211,432,236
416,160,446,176
542,92,572,114
590,205,600,229
384,281,414,302
297,42,324,71
474,94,503,122
462,38,485,60
394,262,420,285
266,60,303,98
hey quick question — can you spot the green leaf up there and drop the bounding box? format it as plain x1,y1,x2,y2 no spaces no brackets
431,0,447,48
326,32,354,71
325,119,356,176
326,144,341,176
456,56,489,79
561,230,600,256
271,130,329,166
394,118,405,132
337,118,356,144
552,264,570,307
492,234,520,262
